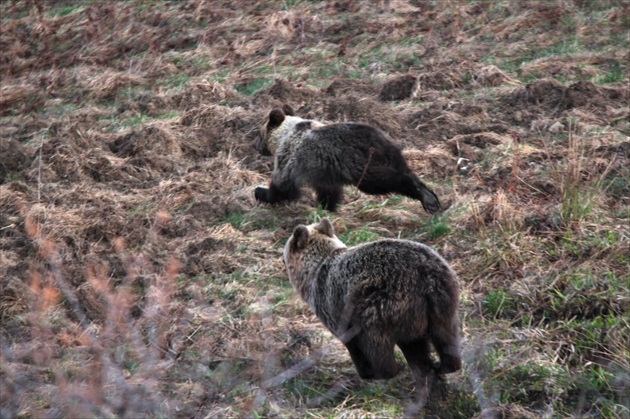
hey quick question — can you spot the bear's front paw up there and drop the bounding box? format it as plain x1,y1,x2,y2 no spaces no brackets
255,187,268,202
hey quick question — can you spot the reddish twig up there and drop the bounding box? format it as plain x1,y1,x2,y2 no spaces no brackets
356,147,375,188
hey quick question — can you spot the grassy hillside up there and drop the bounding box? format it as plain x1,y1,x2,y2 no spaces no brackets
1,1,628,417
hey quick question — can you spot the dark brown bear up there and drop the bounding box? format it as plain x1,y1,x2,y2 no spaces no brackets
283,218,461,386
254,106,440,213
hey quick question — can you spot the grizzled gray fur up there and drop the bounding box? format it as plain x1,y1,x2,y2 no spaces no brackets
254,105,440,213
283,218,461,384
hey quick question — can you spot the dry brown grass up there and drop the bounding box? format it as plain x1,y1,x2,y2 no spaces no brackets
1,0,629,417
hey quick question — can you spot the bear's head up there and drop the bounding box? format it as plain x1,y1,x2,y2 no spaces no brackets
283,218,346,294
256,105,320,156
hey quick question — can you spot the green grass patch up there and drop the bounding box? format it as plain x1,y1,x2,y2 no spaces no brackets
339,227,380,246
485,36,583,75
603,173,630,200
423,387,480,418
123,114,151,127
226,211,246,229
311,62,344,81
427,217,450,240
483,288,517,320
224,210,283,232
497,362,569,406
46,4,83,17
596,60,625,84
4,172,22,183
415,214,451,240
162,74,191,89
235,78,273,96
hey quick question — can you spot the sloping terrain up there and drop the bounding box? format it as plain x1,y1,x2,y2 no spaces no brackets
1,1,628,417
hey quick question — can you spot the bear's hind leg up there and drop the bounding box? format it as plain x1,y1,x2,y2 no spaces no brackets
344,336,399,380
397,337,435,385
255,182,300,205
343,338,375,379
430,321,462,375
398,174,441,213
355,337,399,380
368,344,400,380
315,185,343,212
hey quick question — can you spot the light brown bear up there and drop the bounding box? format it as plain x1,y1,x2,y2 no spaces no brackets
283,218,461,385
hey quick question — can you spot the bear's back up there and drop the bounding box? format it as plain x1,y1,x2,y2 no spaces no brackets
334,239,454,291
322,239,457,337
283,123,409,186
304,123,402,158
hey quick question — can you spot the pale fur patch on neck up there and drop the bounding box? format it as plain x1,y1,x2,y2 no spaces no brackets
267,115,324,155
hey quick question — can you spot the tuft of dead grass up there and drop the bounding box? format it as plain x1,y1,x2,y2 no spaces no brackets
0,84,44,115
83,69,146,101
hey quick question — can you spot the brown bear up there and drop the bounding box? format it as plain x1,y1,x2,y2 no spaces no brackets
254,105,440,213
283,218,461,385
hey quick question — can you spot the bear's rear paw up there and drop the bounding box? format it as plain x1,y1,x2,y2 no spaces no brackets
255,187,269,203
433,356,462,375
420,190,441,213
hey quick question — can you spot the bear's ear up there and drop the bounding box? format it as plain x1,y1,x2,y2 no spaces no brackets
267,109,286,131
316,218,335,238
291,225,310,252
282,104,295,116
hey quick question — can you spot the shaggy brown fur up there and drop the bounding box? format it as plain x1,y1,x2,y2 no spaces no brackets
283,218,461,385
